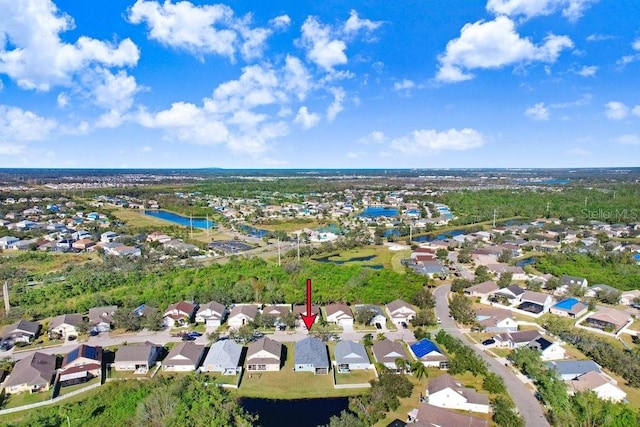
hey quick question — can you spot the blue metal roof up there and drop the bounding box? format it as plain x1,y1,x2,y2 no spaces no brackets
410,339,442,358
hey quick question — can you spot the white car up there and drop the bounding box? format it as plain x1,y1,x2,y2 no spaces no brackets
437,317,442,324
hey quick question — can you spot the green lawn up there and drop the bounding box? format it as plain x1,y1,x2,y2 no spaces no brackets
334,369,376,385
57,377,101,396
2,390,50,409
234,343,361,399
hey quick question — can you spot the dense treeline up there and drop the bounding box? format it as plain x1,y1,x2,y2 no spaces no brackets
440,186,640,225
509,347,639,427
5,257,425,321
537,253,640,291
6,376,254,427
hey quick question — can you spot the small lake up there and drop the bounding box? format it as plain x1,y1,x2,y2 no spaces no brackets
238,224,270,238
516,257,537,267
412,228,466,242
239,397,350,427
313,254,383,269
144,210,215,229
359,206,399,218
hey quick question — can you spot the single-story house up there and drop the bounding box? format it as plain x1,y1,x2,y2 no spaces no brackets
113,342,162,373
385,299,417,327
426,373,491,414
325,303,354,327
372,339,411,373
549,298,588,318
334,340,371,372
2,320,40,343
410,403,488,427
293,304,321,326
295,337,330,374
0,236,19,250
195,301,227,327
49,313,85,338
547,360,602,381
528,336,566,361
59,345,103,386
3,352,57,394
491,285,525,304
228,304,259,329
88,305,117,332
409,339,447,368
486,263,527,281
494,330,542,349
583,308,632,333
566,371,627,402
163,342,206,372
559,275,588,294
464,281,499,301
517,290,555,314
163,301,197,328
200,339,242,375
246,337,282,372
620,290,640,306
475,307,518,333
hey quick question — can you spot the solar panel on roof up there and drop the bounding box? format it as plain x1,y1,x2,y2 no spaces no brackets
67,348,79,363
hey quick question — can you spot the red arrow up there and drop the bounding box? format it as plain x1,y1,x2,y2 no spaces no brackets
300,278,317,331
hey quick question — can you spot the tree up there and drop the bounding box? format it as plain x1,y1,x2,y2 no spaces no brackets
449,294,476,325
323,410,365,427
355,306,378,325
410,308,436,327
491,395,524,427
451,278,472,293
497,249,513,263
497,272,513,288
435,248,448,260
141,308,164,331
113,307,142,331
483,372,506,394
413,288,435,309
474,265,490,283
134,385,178,427
395,357,407,373
410,361,428,380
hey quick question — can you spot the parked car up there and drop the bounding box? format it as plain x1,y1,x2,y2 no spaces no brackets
182,335,196,341
375,323,382,330
482,339,495,346
0,340,12,351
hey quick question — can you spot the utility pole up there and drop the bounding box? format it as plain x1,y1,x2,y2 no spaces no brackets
277,238,281,266
3,280,9,314
492,209,497,228
546,201,551,213
297,234,300,262
190,214,193,239
584,197,588,207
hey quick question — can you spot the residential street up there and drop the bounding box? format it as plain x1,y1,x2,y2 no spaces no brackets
434,284,550,427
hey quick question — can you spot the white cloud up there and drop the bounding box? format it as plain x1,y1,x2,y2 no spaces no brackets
586,33,614,42
393,79,416,91
326,87,345,121
0,0,139,91
632,105,640,117
359,131,386,144
343,10,382,34
0,105,57,151
617,134,640,145
604,101,629,120
346,151,362,159
128,0,277,61
294,106,320,129
270,15,291,30
574,65,597,77
391,128,485,154
525,102,550,121
299,17,348,71
634,38,640,51
550,94,592,108
436,17,573,83
57,93,69,108
283,56,312,101
486,0,597,21
141,145,153,152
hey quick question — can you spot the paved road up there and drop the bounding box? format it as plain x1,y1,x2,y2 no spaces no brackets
434,284,550,427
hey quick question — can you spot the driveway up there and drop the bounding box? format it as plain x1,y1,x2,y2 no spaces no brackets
434,284,550,427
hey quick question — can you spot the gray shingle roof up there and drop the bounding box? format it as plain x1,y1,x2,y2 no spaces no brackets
4,351,56,389
294,337,329,369
334,340,369,365
201,340,241,368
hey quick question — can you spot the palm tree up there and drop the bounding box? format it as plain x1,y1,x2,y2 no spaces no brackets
411,361,428,380
395,357,407,374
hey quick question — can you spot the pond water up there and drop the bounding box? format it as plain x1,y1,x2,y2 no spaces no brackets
239,397,350,427
359,206,399,218
143,210,215,229
412,229,466,242
238,224,270,238
313,254,383,269
516,257,537,267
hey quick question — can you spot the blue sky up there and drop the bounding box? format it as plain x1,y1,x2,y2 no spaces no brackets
0,0,639,169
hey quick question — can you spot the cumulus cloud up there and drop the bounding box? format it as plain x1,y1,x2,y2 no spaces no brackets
391,128,485,154
436,16,573,83
57,93,69,108
0,0,139,91
0,105,57,156
294,106,321,129
525,102,550,121
358,131,386,144
393,79,416,91
128,0,279,61
343,10,382,35
299,17,348,71
486,0,597,21
326,87,345,121
586,33,614,42
574,65,597,77
605,101,629,120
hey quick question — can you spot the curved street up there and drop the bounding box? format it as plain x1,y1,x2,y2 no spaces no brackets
434,284,550,427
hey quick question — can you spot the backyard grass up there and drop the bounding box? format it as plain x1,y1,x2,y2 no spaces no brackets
57,377,101,396
234,343,361,399
391,249,412,274
334,369,376,385
1,390,50,409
